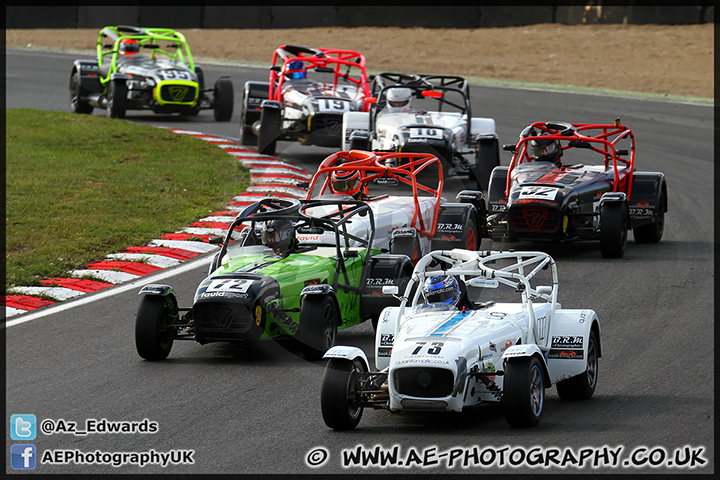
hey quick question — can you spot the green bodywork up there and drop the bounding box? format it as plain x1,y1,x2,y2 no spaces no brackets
208,245,371,339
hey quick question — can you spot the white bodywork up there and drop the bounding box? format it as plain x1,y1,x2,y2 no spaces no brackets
299,194,442,253
327,249,600,413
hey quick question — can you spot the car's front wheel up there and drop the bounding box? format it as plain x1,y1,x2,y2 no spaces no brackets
503,355,545,428
298,295,338,361
135,295,177,360
106,79,127,119
321,358,365,430
599,202,628,258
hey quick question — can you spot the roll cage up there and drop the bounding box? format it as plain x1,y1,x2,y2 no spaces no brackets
97,25,195,84
305,150,444,238
214,197,377,295
503,120,636,198
396,249,559,350
267,44,371,107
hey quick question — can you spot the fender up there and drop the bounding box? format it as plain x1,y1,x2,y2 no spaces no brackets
300,284,334,296
455,190,488,235
323,345,370,372
242,81,269,122
628,172,667,229
342,111,370,150
138,283,175,298
432,202,477,248
361,255,413,321
546,309,602,384
470,117,497,137
502,344,552,387
72,60,103,94
374,306,401,370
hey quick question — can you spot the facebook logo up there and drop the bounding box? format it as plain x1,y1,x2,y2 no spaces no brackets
11,444,37,470
10,414,37,440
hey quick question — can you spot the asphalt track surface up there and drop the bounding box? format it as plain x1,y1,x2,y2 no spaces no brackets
5,49,714,475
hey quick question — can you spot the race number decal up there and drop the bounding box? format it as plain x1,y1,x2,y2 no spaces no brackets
158,70,193,81
317,99,350,113
409,128,443,140
518,186,559,201
205,279,252,294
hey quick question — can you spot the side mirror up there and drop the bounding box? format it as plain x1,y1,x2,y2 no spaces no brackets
209,236,224,245
616,149,628,156
364,97,377,104
502,144,517,151
382,285,399,295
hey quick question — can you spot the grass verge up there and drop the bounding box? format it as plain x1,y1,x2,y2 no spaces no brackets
5,109,249,290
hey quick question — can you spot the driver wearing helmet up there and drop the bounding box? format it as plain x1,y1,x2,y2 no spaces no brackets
286,60,307,80
420,275,461,311
329,169,364,200
118,38,140,56
384,87,414,113
528,133,563,167
261,218,297,256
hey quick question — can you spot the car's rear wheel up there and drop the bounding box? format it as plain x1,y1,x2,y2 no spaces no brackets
298,295,338,361
107,79,127,119
464,215,479,251
503,355,545,428
70,71,93,114
135,295,176,361
321,358,365,430
556,329,599,400
633,190,665,244
599,202,628,258
213,78,234,121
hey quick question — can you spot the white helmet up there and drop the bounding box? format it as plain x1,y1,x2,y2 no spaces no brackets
386,87,412,111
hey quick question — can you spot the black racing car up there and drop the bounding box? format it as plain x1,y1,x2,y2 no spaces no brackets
487,120,667,258
70,26,233,120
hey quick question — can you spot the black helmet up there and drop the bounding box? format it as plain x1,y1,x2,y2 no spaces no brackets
529,137,561,162
330,169,362,197
261,219,294,255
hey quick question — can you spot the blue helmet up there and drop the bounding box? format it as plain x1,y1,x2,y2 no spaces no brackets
286,60,306,80
422,275,461,308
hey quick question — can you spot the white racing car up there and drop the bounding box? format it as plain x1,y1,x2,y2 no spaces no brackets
341,73,500,192
303,149,489,262
320,248,602,429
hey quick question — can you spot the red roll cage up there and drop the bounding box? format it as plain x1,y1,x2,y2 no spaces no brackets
267,45,371,110
506,120,636,199
306,150,444,238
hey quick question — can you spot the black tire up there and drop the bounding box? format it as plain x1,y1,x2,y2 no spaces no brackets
239,92,257,146
258,105,281,155
297,295,338,361
70,71,93,114
135,295,176,361
556,329,599,401
503,355,545,428
599,202,628,258
462,214,480,251
473,138,500,193
320,358,365,430
633,191,665,244
213,78,234,121
390,235,421,265
106,79,127,119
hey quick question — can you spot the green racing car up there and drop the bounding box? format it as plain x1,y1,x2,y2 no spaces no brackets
135,197,414,361
70,25,234,120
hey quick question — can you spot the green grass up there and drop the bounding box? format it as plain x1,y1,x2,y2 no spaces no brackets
5,109,250,290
